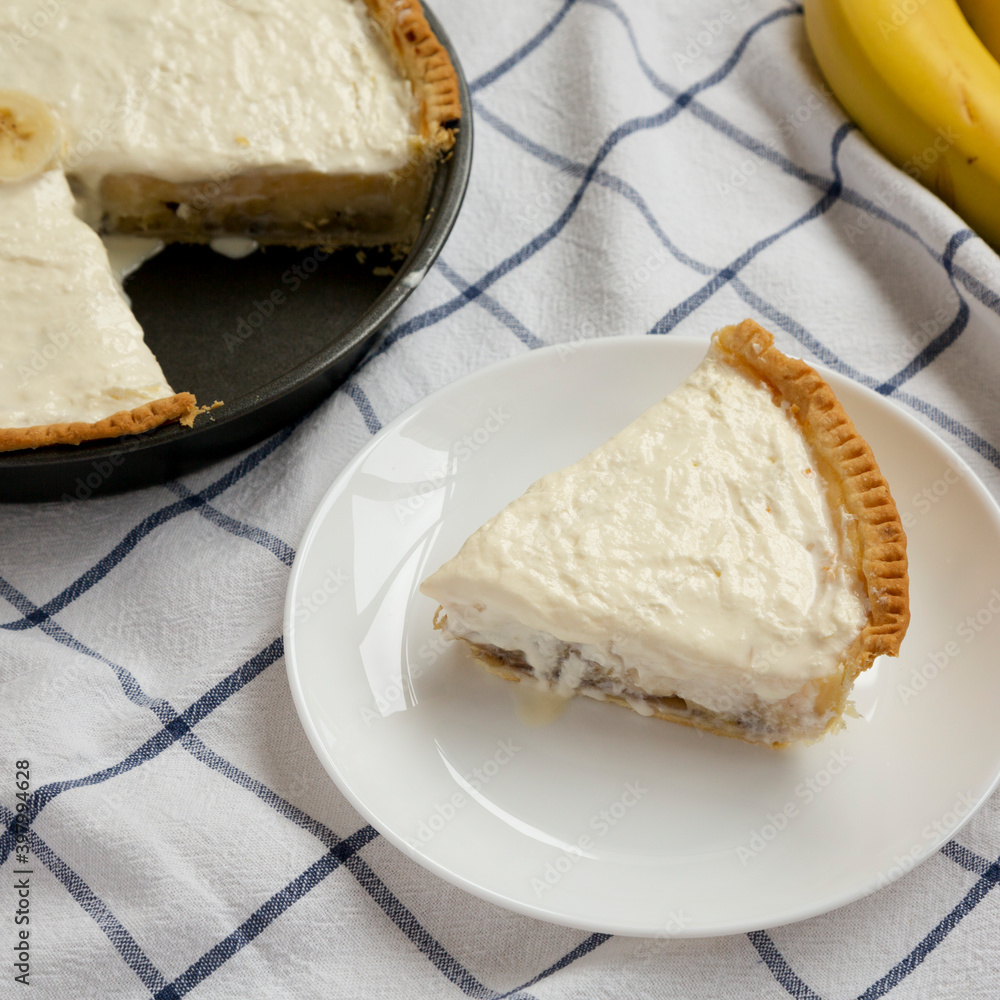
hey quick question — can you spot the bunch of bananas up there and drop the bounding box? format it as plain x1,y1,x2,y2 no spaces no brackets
804,0,1000,248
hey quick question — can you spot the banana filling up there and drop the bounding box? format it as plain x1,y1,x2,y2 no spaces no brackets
442,614,848,746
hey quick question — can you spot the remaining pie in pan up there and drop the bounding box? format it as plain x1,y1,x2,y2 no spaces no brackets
420,320,910,747
0,0,460,452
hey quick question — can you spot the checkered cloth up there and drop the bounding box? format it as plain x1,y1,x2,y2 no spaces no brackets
4,0,1000,996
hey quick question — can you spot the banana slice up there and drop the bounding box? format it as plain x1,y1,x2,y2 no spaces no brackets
0,90,61,183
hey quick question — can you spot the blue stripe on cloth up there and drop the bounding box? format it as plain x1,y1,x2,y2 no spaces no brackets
472,109,908,401
0,799,164,991
0,577,216,995
477,104,878,378
582,0,833,199
892,389,1000,469
27,830,168,994
1,592,517,1000
474,97,889,400
0,637,283,866
436,259,547,349
836,190,1000,321
727,280,880,388
941,840,994,876
582,0,1000,322
946,255,1000,315
496,933,612,998
471,101,713,276
724,283,1000,470
474,102,875,389
474,99,873,379
0,423,296,633
362,5,801,367
581,0,802,113
748,930,825,1000
875,229,977,393
856,856,1000,1000
151,826,379,1000
179,636,283,729
163,482,296,567
0,575,174,720
469,0,580,94
647,122,854,335
476,72,1000,492
180,732,343,850
343,379,383,434
0,732,177,866
473,87,1000,516
344,849,525,999
180,729,539,1000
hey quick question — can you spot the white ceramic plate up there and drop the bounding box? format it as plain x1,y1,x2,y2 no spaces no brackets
284,336,1000,937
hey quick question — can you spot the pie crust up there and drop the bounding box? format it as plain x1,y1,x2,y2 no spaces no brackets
713,319,910,668
430,320,910,747
364,0,462,148
0,393,198,453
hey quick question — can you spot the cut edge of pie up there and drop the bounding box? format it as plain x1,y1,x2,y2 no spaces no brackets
0,392,199,453
100,0,462,249
426,319,910,748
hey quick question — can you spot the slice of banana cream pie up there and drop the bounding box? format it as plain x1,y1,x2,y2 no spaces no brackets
421,321,909,747
0,168,195,450
0,0,459,451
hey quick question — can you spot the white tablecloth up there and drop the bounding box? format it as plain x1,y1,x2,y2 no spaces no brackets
3,1,1000,996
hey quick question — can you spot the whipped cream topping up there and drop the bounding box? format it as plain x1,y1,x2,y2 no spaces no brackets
0,0,419,203
0,170,174,428
421,348,868,707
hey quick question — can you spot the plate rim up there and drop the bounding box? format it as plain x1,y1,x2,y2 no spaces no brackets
284,333,1000,937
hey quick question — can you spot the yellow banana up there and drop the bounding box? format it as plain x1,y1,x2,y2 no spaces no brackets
803,0,1000,249
958,0,1000,63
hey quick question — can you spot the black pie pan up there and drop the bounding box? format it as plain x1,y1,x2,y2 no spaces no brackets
0,4,471,503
